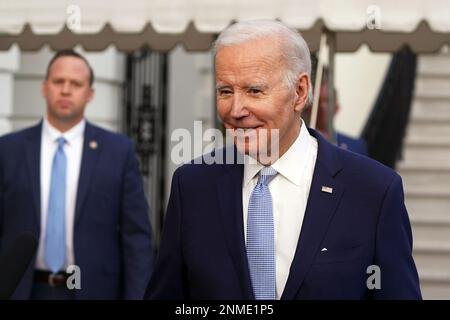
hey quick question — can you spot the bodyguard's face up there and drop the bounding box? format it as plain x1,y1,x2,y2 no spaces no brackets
41,56,93,131
215,37,309,162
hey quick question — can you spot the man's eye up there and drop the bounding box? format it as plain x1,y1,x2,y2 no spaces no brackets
218,89,232,97
248,88,262,95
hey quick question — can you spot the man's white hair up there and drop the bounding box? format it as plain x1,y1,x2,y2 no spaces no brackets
214,19,313,105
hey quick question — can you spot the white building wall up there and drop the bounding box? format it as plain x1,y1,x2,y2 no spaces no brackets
335,46,391,137
0,45,20,135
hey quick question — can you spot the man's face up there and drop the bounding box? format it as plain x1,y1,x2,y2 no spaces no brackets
41,56,93,128
215,37,309,161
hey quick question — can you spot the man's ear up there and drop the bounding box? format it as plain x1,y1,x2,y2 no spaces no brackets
294,73,310,112
87,87,95,103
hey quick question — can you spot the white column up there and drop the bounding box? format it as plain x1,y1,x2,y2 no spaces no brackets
0,45,20,135
165,46,215,203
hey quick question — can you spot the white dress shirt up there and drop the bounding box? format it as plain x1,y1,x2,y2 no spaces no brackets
36,117,85,271
243,119,318,299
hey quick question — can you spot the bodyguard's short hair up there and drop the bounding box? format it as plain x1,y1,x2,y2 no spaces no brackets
46,49,95,86
214,19,313,105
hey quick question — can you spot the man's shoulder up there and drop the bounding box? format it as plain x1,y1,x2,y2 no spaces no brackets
173,146,241,180
314,128,395,185
336,145,399,187
87,122,132,148
0,124,40,146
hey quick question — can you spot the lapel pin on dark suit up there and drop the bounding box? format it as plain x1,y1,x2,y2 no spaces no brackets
321,186,333,194
89,140,98,150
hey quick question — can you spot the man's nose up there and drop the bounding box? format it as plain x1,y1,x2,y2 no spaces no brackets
230,93,250,119
61,82,71,95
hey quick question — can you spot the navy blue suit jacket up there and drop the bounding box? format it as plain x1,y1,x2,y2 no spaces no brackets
0,122,154,299
146,128,421,300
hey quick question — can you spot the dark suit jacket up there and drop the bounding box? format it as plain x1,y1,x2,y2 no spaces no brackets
146,128,421,300
0,121,154,299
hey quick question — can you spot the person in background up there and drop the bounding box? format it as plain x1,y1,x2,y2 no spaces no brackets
0,49,154,299
303,74,369,156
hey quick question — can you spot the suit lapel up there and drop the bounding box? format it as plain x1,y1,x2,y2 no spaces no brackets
24,123,43,227
74,122,101,226
281,129,345,300
216,152,254,299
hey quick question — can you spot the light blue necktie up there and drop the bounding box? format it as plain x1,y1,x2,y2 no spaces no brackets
247,166,277,300
45,137,67,273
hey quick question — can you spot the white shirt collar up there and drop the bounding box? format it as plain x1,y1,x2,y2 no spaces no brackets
243,119,314,187
43,117,86,146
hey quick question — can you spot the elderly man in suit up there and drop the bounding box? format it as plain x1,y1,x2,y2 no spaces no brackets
146,20,421,300
0,50,154,299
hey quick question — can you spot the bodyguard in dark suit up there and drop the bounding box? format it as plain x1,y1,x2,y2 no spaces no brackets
146,20,421,300
0,50,154,299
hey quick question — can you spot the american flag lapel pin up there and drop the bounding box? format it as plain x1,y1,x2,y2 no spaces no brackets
321,186,333,194
89,140,98,150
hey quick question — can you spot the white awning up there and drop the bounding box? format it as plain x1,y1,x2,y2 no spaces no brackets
1,0,450,52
